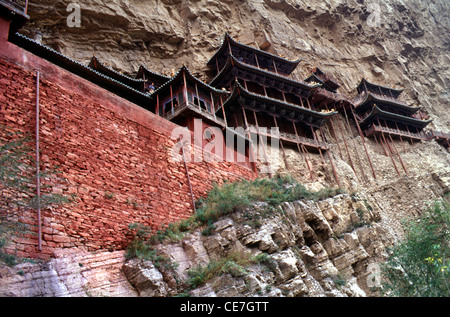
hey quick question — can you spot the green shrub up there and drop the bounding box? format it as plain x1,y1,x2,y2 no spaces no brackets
381,200,449,297
126,223,179,271
127,175,345,247
0,129,71,266
185,251,276,289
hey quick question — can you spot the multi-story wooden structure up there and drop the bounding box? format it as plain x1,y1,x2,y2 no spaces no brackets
207,34,337,155
148,65,254,170
353,78,432,142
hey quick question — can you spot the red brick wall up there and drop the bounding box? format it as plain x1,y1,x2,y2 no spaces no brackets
0,28,255,259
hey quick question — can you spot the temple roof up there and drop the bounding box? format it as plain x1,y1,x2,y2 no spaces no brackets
10,32,152,108
357,78,404,97
150,65,230,97
219,81,337,128
355,92,422,115
210,54,319,95
305,67,340,91
358,105,432,129
88,56,145,91
135,65,171,88
207,33,301,75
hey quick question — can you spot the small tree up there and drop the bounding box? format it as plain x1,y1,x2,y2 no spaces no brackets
381,199,450,297
0,128,70,265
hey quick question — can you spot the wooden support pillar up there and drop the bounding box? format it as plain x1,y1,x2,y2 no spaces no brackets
241,106,257,175
210,91,217,119
337,115,356,174
215,58,220,74
273,115,289,170
350,107,376,179
156,93,160,116
405,125,414,145
254,53,260,68
328,108,344,160
311,125,325,164
395,121,406,152
253,110,272,177
342,105,367,182
219,95,228,126
195,82,201,111
169,84,174,115
272,60,279,75
319,128,340,187
306,98,312,110
292,120,314,179
388,133,408,175
183,70,189,109
380,132,400,175
299,97,305,108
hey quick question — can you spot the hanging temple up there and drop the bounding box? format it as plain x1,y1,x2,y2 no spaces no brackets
3,1,450,186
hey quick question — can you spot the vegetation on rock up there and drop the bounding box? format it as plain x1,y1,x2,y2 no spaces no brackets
381,198,450,297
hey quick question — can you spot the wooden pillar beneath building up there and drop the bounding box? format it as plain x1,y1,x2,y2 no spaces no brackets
350,107,376,179
273,115,289,170
253,110,272,177
388,133,408,175
319,127,340,188
292,120,314,179
337,114,356,174
379,130,400,176
342,105,367,182
241,106,257,175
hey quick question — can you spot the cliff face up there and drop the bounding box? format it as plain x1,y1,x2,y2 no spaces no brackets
1,0,448,297
21,0,449,130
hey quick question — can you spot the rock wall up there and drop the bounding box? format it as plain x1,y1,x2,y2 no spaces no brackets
121,194,392,297
0,193,389,297
21,0,450,131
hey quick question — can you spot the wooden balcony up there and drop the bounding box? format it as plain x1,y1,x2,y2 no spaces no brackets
364,124,430,141
246,125,328,151
164,101,226,127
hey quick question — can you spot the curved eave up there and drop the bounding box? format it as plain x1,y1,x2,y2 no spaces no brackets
219,82,337,120
207,33,301,70
210,55,320,91
356,93,422,114
150,66,230,102
305,73,340,91
10,33,152,106
360,106,432,128
87,56,145,90
357,78,404,95
135,65,171,82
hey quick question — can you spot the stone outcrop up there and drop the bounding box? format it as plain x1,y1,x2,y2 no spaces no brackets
122,193,390,297
0,193,391,297
0,248,137,297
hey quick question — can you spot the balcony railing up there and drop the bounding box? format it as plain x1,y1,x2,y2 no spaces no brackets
429,129,450,140
246,124,328,150
0,0,28,14
164,101,226,126
364,124,430,140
